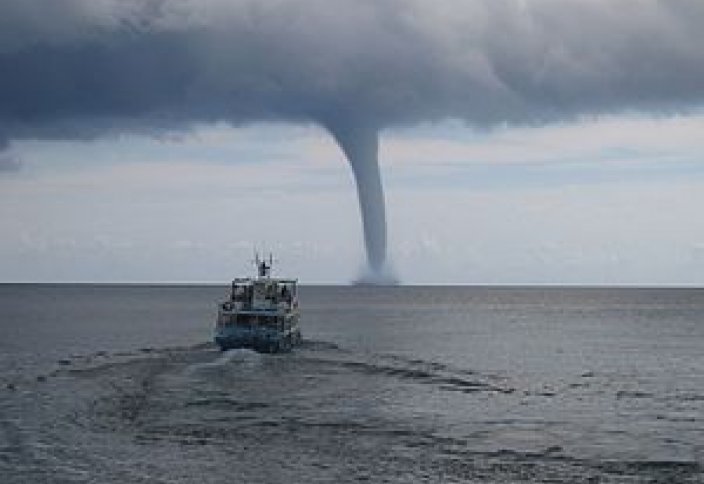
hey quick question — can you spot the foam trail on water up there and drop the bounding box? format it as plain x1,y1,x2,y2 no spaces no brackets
327,123,396,284
186,349,261,374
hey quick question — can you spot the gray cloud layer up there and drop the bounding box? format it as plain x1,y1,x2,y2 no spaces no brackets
2,0,703,142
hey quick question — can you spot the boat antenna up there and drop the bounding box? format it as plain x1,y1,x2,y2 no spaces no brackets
255,252,271,278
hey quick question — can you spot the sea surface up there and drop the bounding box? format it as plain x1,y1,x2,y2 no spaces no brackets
1,285,703,483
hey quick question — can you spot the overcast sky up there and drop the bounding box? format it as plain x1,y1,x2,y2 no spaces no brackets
1,1,704,284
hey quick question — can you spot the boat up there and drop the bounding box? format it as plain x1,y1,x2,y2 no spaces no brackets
214,255,301,352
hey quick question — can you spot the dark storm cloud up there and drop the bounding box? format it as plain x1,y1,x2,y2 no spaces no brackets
2,0,703,141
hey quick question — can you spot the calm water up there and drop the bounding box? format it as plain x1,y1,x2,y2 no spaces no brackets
1,285,703,483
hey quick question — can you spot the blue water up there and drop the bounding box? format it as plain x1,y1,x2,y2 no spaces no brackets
1,285,703,482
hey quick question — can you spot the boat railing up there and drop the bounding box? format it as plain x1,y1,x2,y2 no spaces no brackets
222,300,293,312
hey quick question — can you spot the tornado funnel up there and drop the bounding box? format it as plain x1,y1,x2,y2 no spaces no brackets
327,123,396,283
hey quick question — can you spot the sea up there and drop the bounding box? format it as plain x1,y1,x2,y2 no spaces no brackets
1,285,702,483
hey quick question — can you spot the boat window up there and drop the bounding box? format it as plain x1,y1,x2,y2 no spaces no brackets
232,284,248,302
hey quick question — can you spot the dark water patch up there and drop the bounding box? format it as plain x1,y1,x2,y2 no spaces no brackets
184,398,270,412
594,460,703,482
306,355,513,395
272,418,426,439
531,390,557,397
378,352,476,376
0,417,28,460
83,357,173,432
655,414,699,423
337,360,436,380
137,423,240,445
675,393,704,402
298,339,345,352
63,343,212,379
432,446,704,483
616,390,654,400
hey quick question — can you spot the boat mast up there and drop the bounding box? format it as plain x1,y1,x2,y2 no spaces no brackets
255,252,273,278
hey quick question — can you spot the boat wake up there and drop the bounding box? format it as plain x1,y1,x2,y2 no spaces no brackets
1,341,702,483
185,348,263,374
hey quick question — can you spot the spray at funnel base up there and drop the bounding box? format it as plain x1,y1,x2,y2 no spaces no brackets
327,123,397,284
